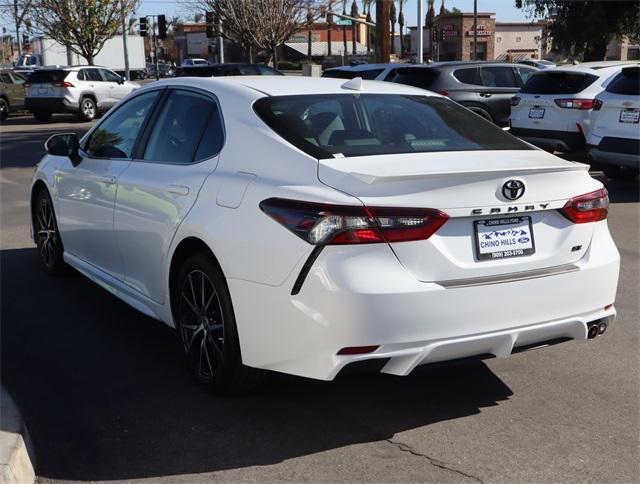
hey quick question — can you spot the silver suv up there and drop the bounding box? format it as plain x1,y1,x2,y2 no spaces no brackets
24,66,140,122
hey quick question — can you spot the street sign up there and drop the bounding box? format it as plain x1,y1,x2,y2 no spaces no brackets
335,19,352,25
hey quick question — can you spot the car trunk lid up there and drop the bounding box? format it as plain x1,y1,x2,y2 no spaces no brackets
318,149,601,283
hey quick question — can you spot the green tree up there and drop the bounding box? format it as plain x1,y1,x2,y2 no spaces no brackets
515,0,640,61
33,0,139,65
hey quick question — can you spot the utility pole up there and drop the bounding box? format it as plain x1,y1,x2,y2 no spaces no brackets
217,17,224,63
417,0,424,63
473,0,477,60
375,0,390,63
122,0,130,79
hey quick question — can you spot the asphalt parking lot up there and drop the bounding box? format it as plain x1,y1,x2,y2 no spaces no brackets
1,114,639,483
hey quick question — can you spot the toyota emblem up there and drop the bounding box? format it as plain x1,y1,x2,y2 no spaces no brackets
502,180,525,200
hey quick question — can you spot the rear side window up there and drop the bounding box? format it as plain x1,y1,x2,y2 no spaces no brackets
388,68,440,90
254,94,532,159
85,91,160,158
521,71,598,94
144,89,219,164
25,70,68,84
606,68,640,95
453,67,480,85
480,66,518,88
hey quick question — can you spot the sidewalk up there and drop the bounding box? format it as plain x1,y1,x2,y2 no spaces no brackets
0,387,35,484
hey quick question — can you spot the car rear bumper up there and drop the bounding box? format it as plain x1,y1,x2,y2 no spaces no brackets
228,221,620,380
510,127,586,152
25,97,78,113
588,148,640,168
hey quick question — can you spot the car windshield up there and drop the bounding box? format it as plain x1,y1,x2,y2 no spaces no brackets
254,94,532,159
521,71,598,94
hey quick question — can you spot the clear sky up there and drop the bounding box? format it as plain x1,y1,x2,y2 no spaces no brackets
135,0,540,24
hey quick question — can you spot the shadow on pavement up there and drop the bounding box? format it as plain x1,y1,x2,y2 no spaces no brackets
0,128,89,169
1,247,513,481
591,173,639,204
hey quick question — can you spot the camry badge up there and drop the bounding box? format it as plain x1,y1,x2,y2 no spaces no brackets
502,180,526,201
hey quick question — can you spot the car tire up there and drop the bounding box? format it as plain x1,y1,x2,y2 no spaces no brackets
0,98,9,121
33,111,52,122
602,165,639,181
33,189,67,275
78,97,97,122
468,106,494,123
172,251,265,393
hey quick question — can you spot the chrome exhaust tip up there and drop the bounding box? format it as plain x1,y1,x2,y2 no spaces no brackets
598,321,608,335
587,323,599,339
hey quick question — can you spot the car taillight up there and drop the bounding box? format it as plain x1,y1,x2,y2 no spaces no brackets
560,188,609,224
554,98,594,109
53,81,74,87
260,198,449,245
592,98,603,111
510,96,521,106
437,90,449,97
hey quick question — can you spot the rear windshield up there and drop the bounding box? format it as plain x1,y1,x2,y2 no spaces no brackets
253,94,532,159
521,71,598,94
387,68,440,90
322,68,383,80
25,70,69,84
606,68,639,95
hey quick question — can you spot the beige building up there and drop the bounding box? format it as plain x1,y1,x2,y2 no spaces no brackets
494,21,548,61
606,37,640,61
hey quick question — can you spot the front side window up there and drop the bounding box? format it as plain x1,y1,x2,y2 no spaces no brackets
85,90,160,158
100,69,122,82
322,69,359,80
81,69,103,82
143,89,219,163
480,66,518,88
254,94,532,159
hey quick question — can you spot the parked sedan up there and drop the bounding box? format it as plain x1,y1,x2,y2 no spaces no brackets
31,77,619,392
175,63,283,77
323,62,538,125
0,69,26,120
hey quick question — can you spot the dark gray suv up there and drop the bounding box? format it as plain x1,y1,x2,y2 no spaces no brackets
323,62,538,126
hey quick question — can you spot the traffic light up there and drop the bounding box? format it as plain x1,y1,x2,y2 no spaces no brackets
431,29,437,42
439,30,445,41
22,33,29,49
139,17,147,37
157,14,167,39
205,11,215,38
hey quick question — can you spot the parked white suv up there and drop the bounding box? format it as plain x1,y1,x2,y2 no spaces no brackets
588,66,639,180
24,66,140,122
510,62,636,152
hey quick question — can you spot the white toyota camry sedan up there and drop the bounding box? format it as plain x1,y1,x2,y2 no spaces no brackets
31,76,620,392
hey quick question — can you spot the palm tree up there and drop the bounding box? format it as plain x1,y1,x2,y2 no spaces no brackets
350,0,358,55
389,1,397,57
398,0,407,57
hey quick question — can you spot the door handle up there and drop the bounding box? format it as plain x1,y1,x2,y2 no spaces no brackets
99,175,116,185
166,184,190,196
480,93,492,98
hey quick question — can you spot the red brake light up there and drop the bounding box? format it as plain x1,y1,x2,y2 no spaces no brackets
560,188,609,224
510,96,521,106
260,198,449,245
437,90,449,97
592,98,603,111
554,98,594,110
337,345,379,355
53,81,74,88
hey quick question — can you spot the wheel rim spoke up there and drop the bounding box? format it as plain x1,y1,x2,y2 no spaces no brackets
179,269,224,379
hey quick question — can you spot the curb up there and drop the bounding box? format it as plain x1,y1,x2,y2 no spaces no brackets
0,387,35,484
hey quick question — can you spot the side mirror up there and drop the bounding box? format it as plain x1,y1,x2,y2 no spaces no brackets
45,133,81,166
118,76,125,84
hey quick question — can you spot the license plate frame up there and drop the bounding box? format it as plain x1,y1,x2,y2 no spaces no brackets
619,108,640,124
474,216,536,261
528,107,545,119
